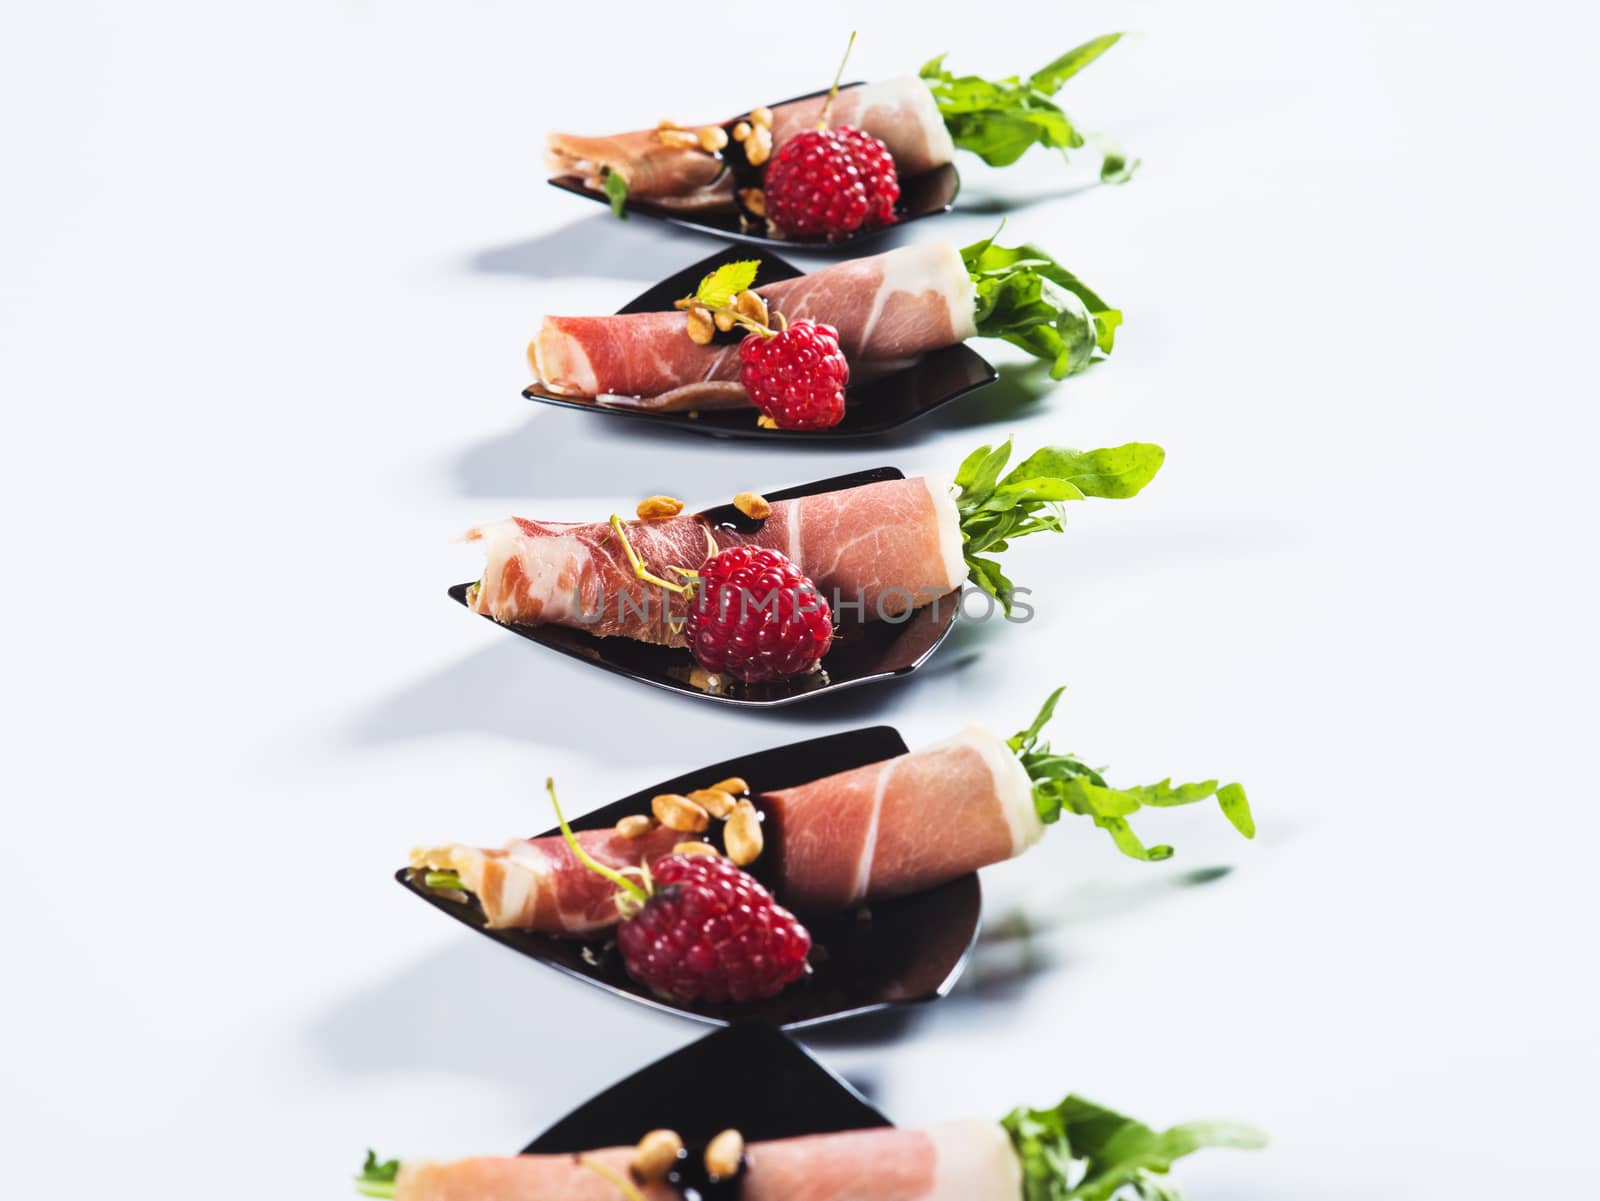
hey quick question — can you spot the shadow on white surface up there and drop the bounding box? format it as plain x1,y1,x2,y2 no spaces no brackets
467,211,710,281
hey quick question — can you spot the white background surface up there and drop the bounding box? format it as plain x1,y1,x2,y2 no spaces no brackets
3,2,1595,1198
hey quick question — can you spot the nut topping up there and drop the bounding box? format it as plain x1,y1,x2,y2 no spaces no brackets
685,305,715,345
632,1129,684,1182
656,128,702,149
705,1128,746,1180
733,289,768,327
733,491,772,520
688,787,737,819
698,125,729,153
738,186,766,217
750,106,773,129
615,814,655,839
652,792,710,833
725,800,764,867
710,776,750,796
672,840,720,857
636,495,685,519
731,120,752,142
745,124,773,166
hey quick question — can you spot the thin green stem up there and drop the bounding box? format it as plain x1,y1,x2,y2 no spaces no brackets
581,1157,646,1201
818,31,858,129
423,870,464,891
547,777,648,906
610,515,691,595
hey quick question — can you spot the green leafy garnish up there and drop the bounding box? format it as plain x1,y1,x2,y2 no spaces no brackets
423,870,464,892
964,235,1121,379
920,34,1130,178
1003,1092,1265,1201
695,259,760,310
602,169,629,219
954,438,1163,612
356,1151,400,1199
1011,687,1255,861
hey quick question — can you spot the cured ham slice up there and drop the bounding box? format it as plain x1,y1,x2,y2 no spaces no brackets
395,1120,1020,1201
529,241,977,408
761,728,1044,912
465,475,966,644
546,77,954,203
411,825,681,935
413,727,1036,939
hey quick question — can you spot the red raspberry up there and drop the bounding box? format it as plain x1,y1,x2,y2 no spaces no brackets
738,320,849,431
763,125,900,240
686,545,833,682
617,853,812,1003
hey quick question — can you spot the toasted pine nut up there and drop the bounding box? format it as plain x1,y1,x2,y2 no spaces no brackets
672,840,720,857
733,289,768,327
714,309,737,332
686,306,715,345
615,814,654,839
705,1129,745,1179
653,793,710,833
745,125,772,166
657,128,701,149
756,415,778,430
731,120,752,142
657,118,682,130
632,1129,684,1182
733,491,772,520
689,788,737,819
636,495,684,519
699,125,729,153
750,106,773,129
710,776,750,796
738,187,766,217
725,800,764,866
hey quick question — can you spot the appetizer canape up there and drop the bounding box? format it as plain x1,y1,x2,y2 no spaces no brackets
460,437,1161,690
531,239,1117,429
358,1088,1261,1201
549,32,1133,240
410,690,1254,977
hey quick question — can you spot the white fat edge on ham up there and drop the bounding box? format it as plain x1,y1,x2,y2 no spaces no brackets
923,726,1045,855
922,1120,1025,1201
529,318,598,397
848,756,901,904
853,241,978,352
462,519,585,626
852,76,958,170
921,475,970,595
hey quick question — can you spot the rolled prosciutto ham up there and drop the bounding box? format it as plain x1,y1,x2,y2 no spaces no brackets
411,726,1038,935
464,474,967,644
546,77,955,206
394,1121,1019,1201
530,241,978,410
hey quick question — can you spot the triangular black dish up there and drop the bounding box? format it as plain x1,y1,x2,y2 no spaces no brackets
450,466,961,708
398,726,982,1029
521,244,997,440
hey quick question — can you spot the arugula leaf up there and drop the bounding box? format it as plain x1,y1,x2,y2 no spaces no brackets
601,169,629,219
963,237,1121,378
1003,1092,1265,1201
1009,687,1255,861
695,259,761,309
356,1151,400,1199
953,439,1163,612
920,34,1127,171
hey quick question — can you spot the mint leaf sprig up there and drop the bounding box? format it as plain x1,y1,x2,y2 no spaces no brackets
954,437,1163,613
356,1151,400,1199
1002,1092,1265,1201
963,235,1121,379
1011,687,1255,862
920,34,1133,180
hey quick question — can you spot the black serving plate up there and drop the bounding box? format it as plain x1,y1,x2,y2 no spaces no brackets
548,82,959,252
525,1024,891,1156
522,244,997,440
398,726,983,1030
450,466,961,707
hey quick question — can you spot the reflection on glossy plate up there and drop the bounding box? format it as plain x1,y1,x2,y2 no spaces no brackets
398,726,982,1030
450,466,961,708
523,244,996,440
525,1024,891,1155
547,82,959,253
